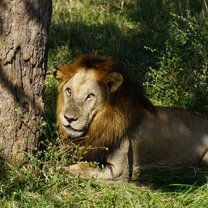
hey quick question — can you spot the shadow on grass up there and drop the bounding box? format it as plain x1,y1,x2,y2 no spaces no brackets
133,167,208,192
50,0,208,115
49,20,151,77
0,157,8,182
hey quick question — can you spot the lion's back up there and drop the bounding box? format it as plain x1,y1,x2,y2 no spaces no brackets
131,106,208,168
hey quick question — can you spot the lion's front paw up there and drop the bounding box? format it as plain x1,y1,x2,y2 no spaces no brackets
69,162,92,178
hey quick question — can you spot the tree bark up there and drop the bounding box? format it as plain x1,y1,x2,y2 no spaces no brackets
0,0,52,163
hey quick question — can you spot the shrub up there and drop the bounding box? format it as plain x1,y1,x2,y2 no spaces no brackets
145,11,208,115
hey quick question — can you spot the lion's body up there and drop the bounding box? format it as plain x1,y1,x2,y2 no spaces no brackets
56,54,208,182
132,106,208,168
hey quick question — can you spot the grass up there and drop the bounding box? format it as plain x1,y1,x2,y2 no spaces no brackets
0,148,208,207
1,0,208,207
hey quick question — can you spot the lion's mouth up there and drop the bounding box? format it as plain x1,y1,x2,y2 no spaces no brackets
63,124,86,132
63,124,87,139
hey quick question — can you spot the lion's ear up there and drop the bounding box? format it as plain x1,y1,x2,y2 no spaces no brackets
105,72,123,93
54,67,64,82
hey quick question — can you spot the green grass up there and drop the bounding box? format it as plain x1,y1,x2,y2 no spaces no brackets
1,0,208,207
0,146,208,207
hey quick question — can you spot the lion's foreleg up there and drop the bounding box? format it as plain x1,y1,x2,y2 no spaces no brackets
69,139,131,182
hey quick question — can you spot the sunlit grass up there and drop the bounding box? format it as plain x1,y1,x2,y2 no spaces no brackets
0,147,208,207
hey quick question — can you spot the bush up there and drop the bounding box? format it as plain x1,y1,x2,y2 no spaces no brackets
145,11,208,115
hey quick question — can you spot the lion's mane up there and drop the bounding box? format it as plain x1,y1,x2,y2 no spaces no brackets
56,54,155,164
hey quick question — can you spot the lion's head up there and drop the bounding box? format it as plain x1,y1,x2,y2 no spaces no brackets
56,54,154,162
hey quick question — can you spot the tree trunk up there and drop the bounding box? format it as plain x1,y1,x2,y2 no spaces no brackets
0,0,52,163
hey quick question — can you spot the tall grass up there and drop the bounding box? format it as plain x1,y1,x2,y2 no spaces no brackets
0,0,208,207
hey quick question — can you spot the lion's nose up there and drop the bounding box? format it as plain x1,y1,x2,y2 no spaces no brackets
64,115,78,123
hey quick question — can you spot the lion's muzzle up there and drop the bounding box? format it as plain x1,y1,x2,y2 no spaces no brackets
60,111,88,139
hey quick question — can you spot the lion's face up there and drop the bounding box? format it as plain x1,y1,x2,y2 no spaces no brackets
59,70,106,138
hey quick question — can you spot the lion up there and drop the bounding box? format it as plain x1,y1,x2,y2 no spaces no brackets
55,54,208,182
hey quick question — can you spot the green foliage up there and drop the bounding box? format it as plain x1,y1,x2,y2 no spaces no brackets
145,12,208,114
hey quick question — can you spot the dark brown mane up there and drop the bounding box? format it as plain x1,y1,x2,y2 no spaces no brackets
56,54,155,164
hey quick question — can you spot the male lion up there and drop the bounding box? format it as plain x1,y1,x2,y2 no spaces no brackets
56,54,208,182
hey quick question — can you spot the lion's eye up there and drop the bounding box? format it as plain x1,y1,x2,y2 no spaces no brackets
65,88,71,96
85,93,95,101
